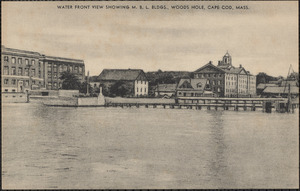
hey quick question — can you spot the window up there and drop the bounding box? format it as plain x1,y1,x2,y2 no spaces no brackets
212,81,215,85
11,67,16,75
218,80,221,85
5,89,8,92
69,66,73,72
4,56,9,62
31,60,35,66
63,65,67,71
197,83,202,88
53,64,57,72
54,73,57,78
140,88,142,92
145,88,146,92
39,61,42,68
78,66,82,73
39,71,41,78
219,74,222,77
31,69,36,76
213,74,216,77
48,82,52,87
32,80,36,85
12,57,16,64
4,79,9,84
54,82,57,87
59,65,63,72
74,66,78,73
4,66,9,75
25,59,29,65
18,58,22,64
25,68,29,76
25,80,29,86
48,64,52,71
18,68,22,76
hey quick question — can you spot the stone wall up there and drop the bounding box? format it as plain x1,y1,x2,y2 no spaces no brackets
2,92,28,103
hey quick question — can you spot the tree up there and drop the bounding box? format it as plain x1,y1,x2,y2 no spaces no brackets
59,71,81,90
110,81,133,97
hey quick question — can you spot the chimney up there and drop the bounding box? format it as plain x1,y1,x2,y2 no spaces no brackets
239,64,242,68
209,61,212,64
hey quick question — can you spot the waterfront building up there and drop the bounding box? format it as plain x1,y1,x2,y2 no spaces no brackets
176,78,214,97
1,45,85,92
257,83,278,95
97,69,148,97
154,83,177,98
194,52,256,97
42,56,85,90
1,46,45,92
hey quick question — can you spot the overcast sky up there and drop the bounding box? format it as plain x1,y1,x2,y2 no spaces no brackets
2,1,298,76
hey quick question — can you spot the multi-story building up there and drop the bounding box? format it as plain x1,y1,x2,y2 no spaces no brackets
1,45,85,92
42,56,85,90
194,52,256,97
98,69,148,97
1,46,45,92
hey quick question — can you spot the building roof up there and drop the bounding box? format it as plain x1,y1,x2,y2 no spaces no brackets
43,56,84,64
2,45,41,58
155,84,177,92
280,80,298,87
177,78,208,91
194,62,226,73
263,86,299,94
98,69,146,81
257,83,278,89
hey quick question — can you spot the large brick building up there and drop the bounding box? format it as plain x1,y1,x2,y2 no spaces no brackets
194,52,256,97
1,45,85,92
43,56,85,90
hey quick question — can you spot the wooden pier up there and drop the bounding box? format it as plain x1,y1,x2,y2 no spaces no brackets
104,97,298,113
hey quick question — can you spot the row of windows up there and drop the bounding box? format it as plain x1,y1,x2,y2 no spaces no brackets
226,76,237,81
3,66,42,77
196,73,223,78
136,80,147,84
3,56,40,66
47,82,62,88
3,79,41,86
136,88,147,93
226,82,237,86
47,64,83,73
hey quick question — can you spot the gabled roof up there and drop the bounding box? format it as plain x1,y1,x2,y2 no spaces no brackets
263,86,299,94
194,62,226,73
155,84,177,92
98,69,146,81
177,78,208,91
223,66,247,74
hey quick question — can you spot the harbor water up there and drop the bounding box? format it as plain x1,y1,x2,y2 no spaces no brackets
2,103,299,189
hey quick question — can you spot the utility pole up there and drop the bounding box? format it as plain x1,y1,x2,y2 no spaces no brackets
87,71,89,95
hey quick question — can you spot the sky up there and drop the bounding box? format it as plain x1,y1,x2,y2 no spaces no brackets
2,1,298,76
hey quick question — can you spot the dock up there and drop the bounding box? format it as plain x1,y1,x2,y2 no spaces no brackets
104,97,298,113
